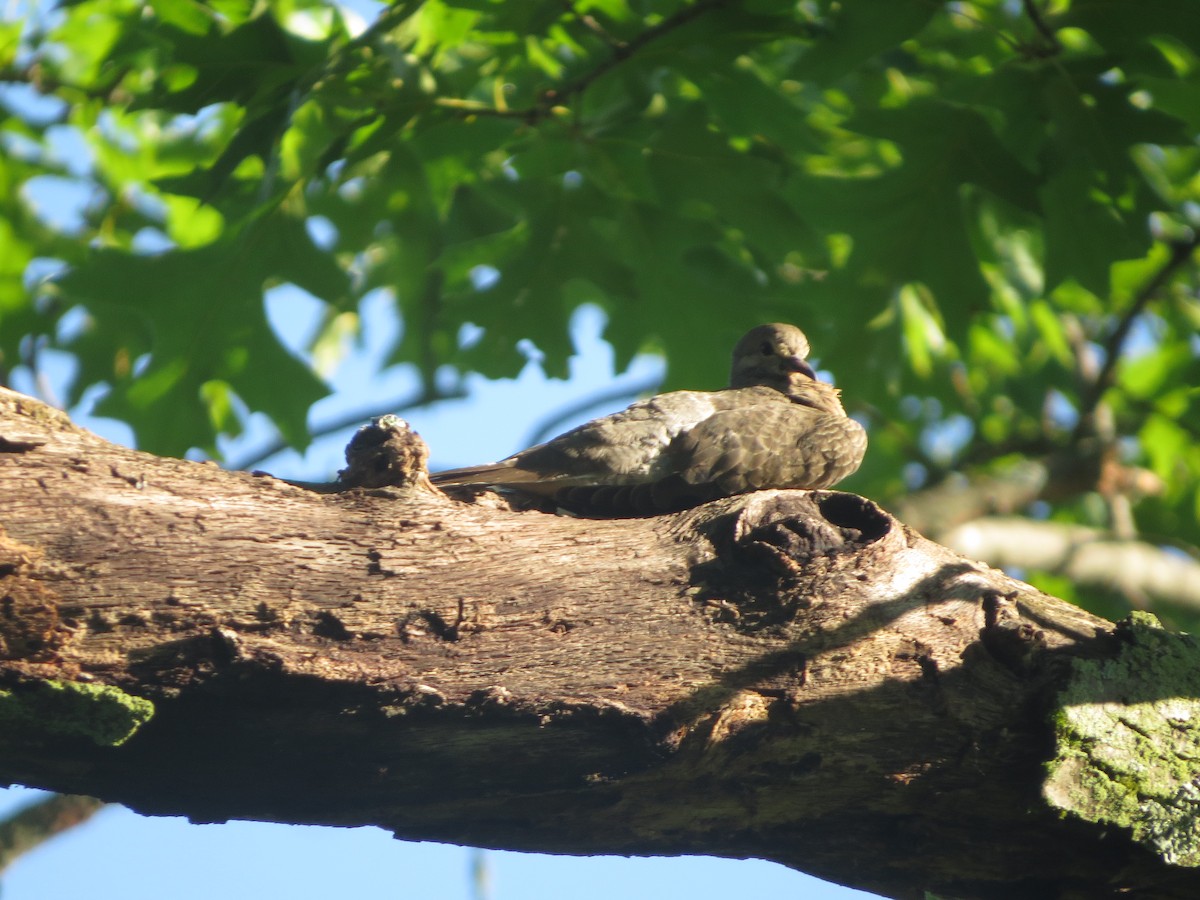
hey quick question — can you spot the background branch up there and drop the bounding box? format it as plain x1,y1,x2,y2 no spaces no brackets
227,385,466,473
521,373,662,447
0,795,107,876
944,516,1200,612
1073,236,1200,442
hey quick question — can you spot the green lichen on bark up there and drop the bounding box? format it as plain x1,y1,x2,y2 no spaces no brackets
1044,612,1200,867
0,680,154,747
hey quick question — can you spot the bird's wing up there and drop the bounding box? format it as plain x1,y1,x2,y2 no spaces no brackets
538,388,867,515
431,390,720,490
668,389,867,494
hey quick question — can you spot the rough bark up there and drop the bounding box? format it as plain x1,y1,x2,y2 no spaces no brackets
1,387,1198,900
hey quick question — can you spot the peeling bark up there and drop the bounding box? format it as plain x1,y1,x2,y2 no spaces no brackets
1,388,1197,900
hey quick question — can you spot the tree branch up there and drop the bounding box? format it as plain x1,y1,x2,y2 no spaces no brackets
520,372,662,448
564,1,626,50
0,794,107,874
1020,0,1061,56
540,0,732,109
428,0,737,122
1073,236,1200,443
893,456,1197,613
944,516,1200,613
892,458,1051,536
226,385,466,473
4,387,1200,898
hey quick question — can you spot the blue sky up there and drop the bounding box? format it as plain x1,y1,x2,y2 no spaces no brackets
0,786,873,900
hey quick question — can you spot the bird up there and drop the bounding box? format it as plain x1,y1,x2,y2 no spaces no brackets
431,323,867,516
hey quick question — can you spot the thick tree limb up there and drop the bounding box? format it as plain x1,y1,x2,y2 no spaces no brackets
1,387,1199,899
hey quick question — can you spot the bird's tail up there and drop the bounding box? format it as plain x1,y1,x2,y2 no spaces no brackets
430,461,544,486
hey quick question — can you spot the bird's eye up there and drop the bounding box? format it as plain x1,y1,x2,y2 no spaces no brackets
760,342,772,355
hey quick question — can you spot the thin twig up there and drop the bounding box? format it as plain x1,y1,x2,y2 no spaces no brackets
227,385,466,472
566,1,625,50
1020,0,1060,55
1073,235,1200,442
521,373,662,448
0,794,107,875
428,0,733,124
0,63,129,106
541,0,730,110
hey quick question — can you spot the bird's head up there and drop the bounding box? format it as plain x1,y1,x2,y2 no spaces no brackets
729,323,818,392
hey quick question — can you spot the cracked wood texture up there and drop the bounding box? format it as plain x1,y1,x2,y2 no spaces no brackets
0,387,1192,900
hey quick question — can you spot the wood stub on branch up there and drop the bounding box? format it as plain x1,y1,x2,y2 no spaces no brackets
336,414,437,492
2,387,1199,899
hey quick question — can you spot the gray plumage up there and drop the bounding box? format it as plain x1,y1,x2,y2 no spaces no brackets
432,324,867,515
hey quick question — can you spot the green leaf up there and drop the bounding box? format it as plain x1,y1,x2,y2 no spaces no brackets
148,0,213,36
1066,0,1200,58
844,100,1040,215
1120,342,1196,398
1039,162,1144,296
1028,300,1073,368
645,106,824,264
1139,412,1190,484
58,214,344,455
163,195,224,247
791,0,939,84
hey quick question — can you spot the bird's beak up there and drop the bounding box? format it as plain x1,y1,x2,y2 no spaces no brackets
784,357,817,380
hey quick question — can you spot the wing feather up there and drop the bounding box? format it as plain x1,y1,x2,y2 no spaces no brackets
670,394,866,493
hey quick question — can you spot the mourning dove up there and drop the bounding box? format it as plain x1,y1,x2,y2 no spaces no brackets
432,324,867,515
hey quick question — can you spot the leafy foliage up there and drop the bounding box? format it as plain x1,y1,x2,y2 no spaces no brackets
2,0,1199,613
